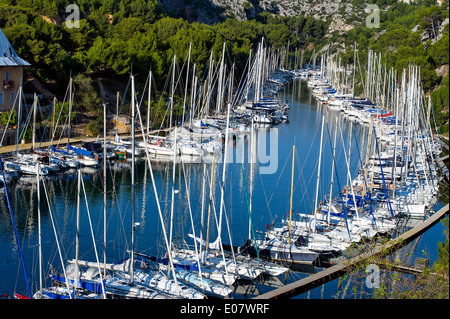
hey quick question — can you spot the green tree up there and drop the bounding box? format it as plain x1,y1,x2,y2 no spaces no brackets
73,73,101,112
113,17,145,41
64,19,97,53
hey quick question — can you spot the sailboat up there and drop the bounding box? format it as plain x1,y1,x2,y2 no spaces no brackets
111,134,143,157
137,135,175,156
243,144,320,265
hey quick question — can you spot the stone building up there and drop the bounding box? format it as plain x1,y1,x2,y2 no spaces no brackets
0,27,30,146
0,27,30,112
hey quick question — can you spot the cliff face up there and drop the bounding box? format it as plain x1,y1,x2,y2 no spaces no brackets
209,0,344,20
160,0,365,33
160,0,364,22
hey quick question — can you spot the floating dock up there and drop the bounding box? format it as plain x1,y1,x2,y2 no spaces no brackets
254,203,449,299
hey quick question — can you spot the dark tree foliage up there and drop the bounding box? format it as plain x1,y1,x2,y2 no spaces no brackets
0,0,447,129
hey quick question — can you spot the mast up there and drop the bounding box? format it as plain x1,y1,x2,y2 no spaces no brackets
216,42,226,114
245,49,252,101
15,86,22,155
392,87,399,197
136,104,179,286
182,43,192,125
204,157,215,262
205,50,214,117
313,115,325,232
147,70,152,137
103,103,107,278
116,92,120,120
328,116,338,226
218,102,231,238
199,163,206,259
36,162,42,294
74,169,81,297
249,117,254,239
32,93,37,150
169,56,176,129
340,120,360,223
190,63,197,127
68,76,73,146
52,97,57,141
288,145,295,244
130,74,136,284
0,157,32,298
169,55,178,251
346,121,353,186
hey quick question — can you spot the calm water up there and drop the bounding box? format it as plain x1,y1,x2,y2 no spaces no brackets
0,80,446,299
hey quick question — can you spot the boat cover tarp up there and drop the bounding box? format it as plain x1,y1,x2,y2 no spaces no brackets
51,145,69,154
133,251,200,272
51,274,104,295
68,144,92,157
42,290,72,299
374,111,392,118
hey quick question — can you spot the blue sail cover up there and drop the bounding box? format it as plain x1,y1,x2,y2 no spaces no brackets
51,274,104,295
67,144,92,157
42,290,72,299
152,257,200,272
51,145,68,154
133,252,201,272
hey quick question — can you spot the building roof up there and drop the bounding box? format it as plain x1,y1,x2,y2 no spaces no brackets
0,27,30,67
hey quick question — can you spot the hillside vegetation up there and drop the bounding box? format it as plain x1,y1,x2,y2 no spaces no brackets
0,0,448,134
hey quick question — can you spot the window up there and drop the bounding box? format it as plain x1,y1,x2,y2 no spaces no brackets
0,93,4,105
11,91,15,104
5,72,10,82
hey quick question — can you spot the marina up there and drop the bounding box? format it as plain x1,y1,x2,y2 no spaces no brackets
0,41,448,299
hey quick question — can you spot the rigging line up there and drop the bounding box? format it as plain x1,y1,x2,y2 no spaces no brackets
49,82,70,148
294,116,324,217
118,76,131,117
134,96,180,286
41,179,72,298
104,164,131,263
373,125,394,217
80,173,107,299
238,156,261,263
266,145,292,207
87,170,108,238
17,98,33,143
0,157,32,298
351,126,373,202
36,96,53,148
258,173,274,225
293,145,314,219
325,122,343,200
56,107,70,147
180,158,204,286
0,90,19,146
21,172,40,293
205,167,232,277
137,70,151,112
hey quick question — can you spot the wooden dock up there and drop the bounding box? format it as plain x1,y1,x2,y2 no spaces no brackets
0,137,96,155
437,156,449,180
254,204,449,299
0,128,172,156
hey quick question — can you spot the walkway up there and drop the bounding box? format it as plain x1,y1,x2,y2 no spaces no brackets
254,204,449,299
